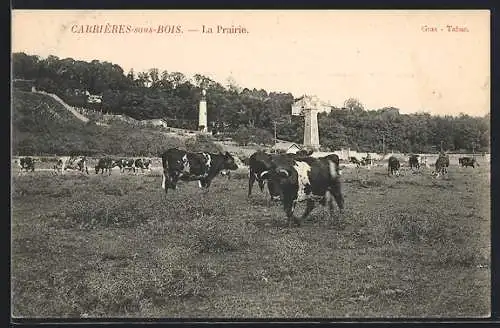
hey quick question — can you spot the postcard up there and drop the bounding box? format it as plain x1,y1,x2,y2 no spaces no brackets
11,9,490,319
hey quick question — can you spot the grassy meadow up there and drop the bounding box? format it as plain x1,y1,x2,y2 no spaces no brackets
11,160,490,318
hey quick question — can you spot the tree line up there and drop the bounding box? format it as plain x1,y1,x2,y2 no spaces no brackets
12,52,490,153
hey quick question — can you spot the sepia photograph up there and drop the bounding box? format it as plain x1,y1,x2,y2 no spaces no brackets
11,9,490,319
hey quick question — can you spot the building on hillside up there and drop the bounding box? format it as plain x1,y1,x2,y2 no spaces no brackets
270,141,301,153
291,95,333,116
286,143,303,154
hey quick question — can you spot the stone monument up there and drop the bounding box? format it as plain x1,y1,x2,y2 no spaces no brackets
198,89,208,132
291,95,331,150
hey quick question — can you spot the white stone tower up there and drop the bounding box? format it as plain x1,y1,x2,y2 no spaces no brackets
291,95,330,150
303,109,320,148
198,89,208,132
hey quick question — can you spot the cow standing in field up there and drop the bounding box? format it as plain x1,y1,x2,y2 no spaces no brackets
95,157,119,175
16,157,37,173
433,153,450,178
134,158,152,174
360,154,373,166
420,156,429,168
388,156,401,176
459,157,477,168
409,154,420,170
265,155,344,227
249,151,341,201
54,156,89,175
248,150,282,201
117,159,136,173
349,157,361,167
161,148,239,193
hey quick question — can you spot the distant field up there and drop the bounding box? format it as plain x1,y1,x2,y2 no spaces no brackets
11,161,490,318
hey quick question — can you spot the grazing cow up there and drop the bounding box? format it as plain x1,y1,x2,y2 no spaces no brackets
54,156,89,175
459,157,477,168
409,154,420,170
266,155,344,227
388,156,401,176
248,151,282,200
249,151,279,198
434,154,450,177
17,157,37,173
161,148,238,193
134,158,152,173
358,154,373,166
349,157,362,167
117,159,136,173
420,156,429,168
95,157,118,175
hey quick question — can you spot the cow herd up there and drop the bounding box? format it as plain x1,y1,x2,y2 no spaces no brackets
159,148,481,227
386,153,477,178
160,148,343,227
13,150,482,227
13,156,153,176
94,157,152,175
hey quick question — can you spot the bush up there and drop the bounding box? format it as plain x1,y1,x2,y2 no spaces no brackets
251,127,274,146
184,134,223,153
233,125,251,146
233,126,274,147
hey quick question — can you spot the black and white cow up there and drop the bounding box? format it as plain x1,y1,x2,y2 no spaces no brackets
420,156,429,168
161,148,239,193
360,154,374,166
248,150,281,200
95,157,119,175
54,156,89,175
459,157,477,168
349,157,361,167
265,155,344,227
16,157,37,173
388,156,401,176
433,153,450,177
249,151,341,202
117,159,136,173
408,154,420,170
134,158,152,174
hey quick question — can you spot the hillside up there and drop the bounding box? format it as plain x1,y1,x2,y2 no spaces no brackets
12,53,490,153
12,90,185,156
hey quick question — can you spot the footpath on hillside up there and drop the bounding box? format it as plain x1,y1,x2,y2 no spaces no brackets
33,89,90,123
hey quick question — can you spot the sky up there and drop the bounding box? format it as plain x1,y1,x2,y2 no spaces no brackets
12,10,490,116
